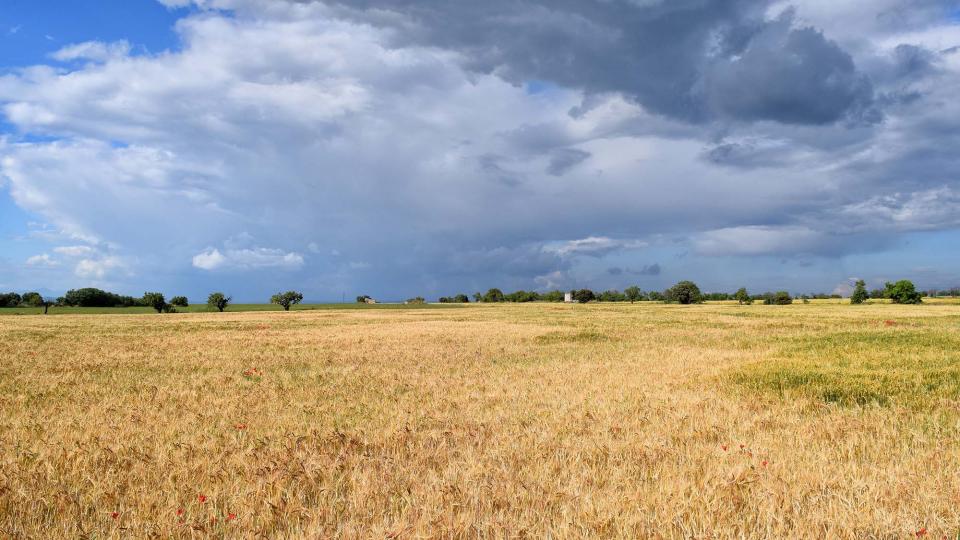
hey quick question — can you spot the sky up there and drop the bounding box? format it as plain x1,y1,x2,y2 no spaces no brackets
1,0,959,302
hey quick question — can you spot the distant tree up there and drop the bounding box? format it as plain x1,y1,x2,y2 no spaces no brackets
170,296,189,307
41,298,54,314
0,293,21,308
271,291,304,311
541,290,565,302
142,292,167,313
505,290,540,302
598,290,626,302
800,295,810,304
20,292,44,307
356,295,372,304
483,288,505,303
647,291,664,302
624,286,642,303
453,294,469,303
664,281,702,305
207,292,231,312
406,297,426,305
572,289,595,304
734,287,752,305
884,280,922,304
763,291,793,305
472,292,482,303
850,280,868,305
63,288,140,307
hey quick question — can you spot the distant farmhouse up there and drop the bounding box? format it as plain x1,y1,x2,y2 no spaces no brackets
564,292,573,303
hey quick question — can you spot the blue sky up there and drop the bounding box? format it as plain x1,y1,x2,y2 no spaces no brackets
1,0,959,302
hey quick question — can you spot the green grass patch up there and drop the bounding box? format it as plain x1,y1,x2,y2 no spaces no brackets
732,328,960,408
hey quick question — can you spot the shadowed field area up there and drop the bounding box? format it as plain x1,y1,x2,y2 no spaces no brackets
1,303,958,538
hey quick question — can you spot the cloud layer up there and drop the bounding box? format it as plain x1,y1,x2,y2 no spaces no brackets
0,0,959,298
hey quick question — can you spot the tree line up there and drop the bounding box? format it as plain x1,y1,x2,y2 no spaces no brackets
0,279,930,315
430,279,927,305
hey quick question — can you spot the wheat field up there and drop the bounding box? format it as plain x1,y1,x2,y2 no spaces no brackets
1,302,958,538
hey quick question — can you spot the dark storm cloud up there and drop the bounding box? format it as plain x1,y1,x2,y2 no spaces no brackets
325,0,877,125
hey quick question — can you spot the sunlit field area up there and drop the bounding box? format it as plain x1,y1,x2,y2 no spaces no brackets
2,302,959,538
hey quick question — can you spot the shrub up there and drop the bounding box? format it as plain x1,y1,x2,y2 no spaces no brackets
884,280,922,304
850,280,868,305
624,286,642,303
406,297,426,305
207,292,231,312
598,290,627,302
664,281,702,304
170,296,189,307
271,291,304,311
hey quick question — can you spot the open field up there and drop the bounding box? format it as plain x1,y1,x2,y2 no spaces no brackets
1,303,959,538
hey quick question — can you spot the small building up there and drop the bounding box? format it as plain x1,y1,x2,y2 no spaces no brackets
564,292,573,303
364,297,377,304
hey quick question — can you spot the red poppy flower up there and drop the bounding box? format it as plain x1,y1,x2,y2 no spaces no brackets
198,494,207,503
915,527,927,537
761,460,768,467
177,508,185,516
227,513,237,521
111,512,119,519
721,445,728,451
235,423,247,430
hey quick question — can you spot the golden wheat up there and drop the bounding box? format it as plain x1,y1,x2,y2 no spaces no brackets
1,303,958,538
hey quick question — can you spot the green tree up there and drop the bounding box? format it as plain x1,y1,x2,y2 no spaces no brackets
664,281,702,304
734,287,752,305
624,286,642,303
472,292,482,302
142,292,167,313
541,290,565,302
454,294,470,303
271,291,304,311
763,291,793,305
170,296,189,307
0,293,22,307
483,288,505,303
884,280,922,304
572,289,595,303
207,292,231,312
850,280,868,305
20,291,44,307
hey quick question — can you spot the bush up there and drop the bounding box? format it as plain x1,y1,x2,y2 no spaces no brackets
406,297,426,305
850,280,868,305
207,292,231,312
170,296,189,307
271,291,304,311
572,289,595,303
541,290,565,302
664,281,702,304
885,280,922,304
763,291,793,305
